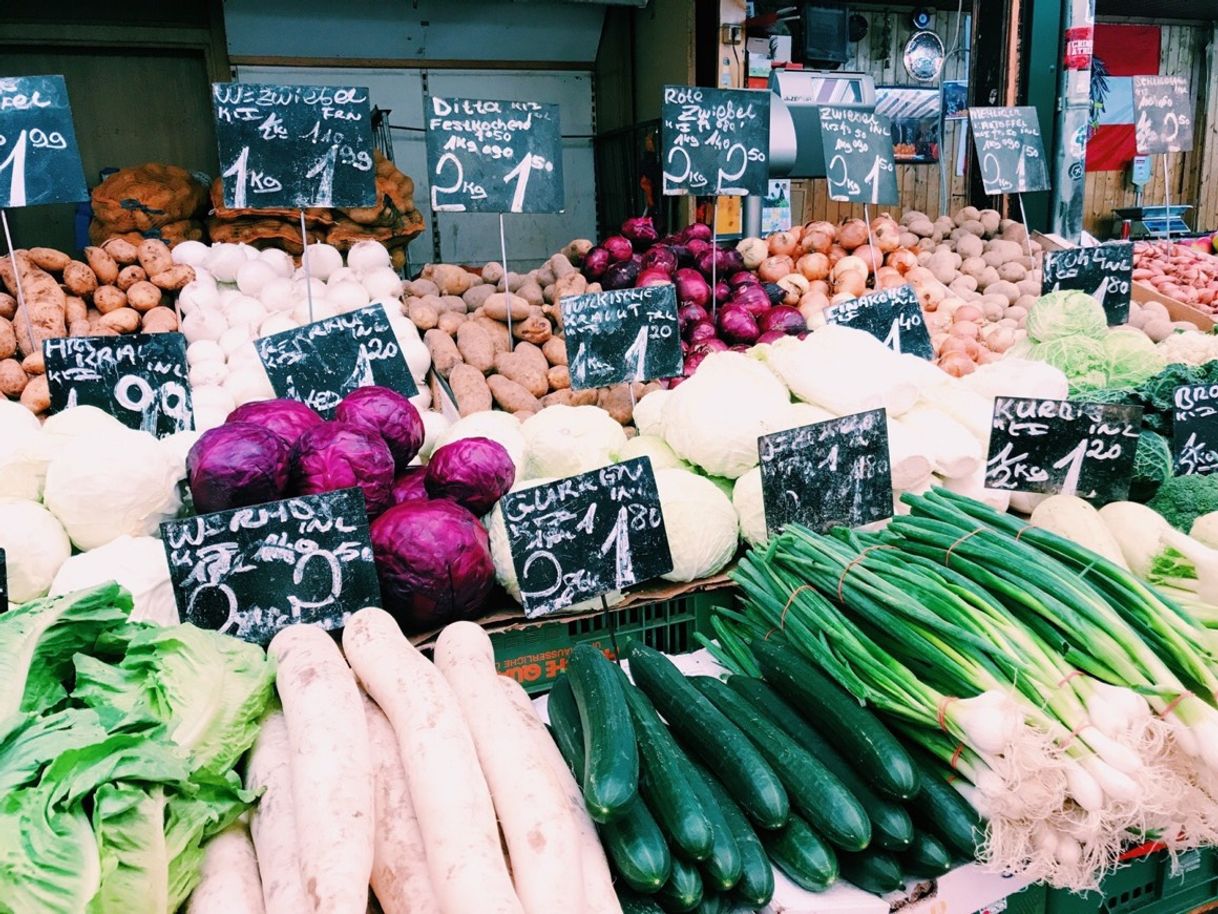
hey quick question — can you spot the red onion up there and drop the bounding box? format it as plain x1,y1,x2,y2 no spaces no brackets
697,247,746,278
728,344,751,353
756,329,787,344
685,319,718,343
640,245,678,275
731,283,772,316
717,305,760,344
729,270,761,288
685,238,711,261
602,235,634,262
762,282,785,305
637,267,673,286
621,216,659,250
715,280,731,304
582,246,611,280
675,268,711,308
682,223,713,243
678,302,710,327
691,338,729,354
759,305,807,335
602,259,640,290
683,350,709,376
671,244,695,267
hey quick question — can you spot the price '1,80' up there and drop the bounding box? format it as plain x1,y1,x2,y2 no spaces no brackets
1,128,70,207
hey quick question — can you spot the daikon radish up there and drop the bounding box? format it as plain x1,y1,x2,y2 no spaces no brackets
434,622,585,914
269,625,373,914
362,693,441,914
886,417,933,490
245,711,311,914
186,822,265,914
896,406,982,479
497,676,622,914
342,608,523,914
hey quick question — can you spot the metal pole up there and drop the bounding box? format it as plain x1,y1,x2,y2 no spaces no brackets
1050,0,1097,240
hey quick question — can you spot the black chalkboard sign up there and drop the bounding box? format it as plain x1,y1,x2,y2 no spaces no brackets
43,333,193,437
758,408,893,536
661,86,770,197
1172,384,1218,475
561,285,682,390
818,108,899,205
1132,76,1194,155
968,106,1050,195
823,284,933,359
426,97,564,214
161,488,381,645
0,548,6,607
211,82,377,209
500,458,673,619
0,75,88,209
1042,243,1133,326
985,397,1143,503
254,304,418,418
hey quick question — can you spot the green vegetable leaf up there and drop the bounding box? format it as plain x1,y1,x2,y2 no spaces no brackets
42,732,190,808
0,709,110,795
165,773,256,910
0,786,101,914
88,784,169,914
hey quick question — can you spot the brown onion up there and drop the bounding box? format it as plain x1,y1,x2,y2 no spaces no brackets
832,255,869,281
768,231,799,257
875,267,905,289
830,291,858,306
939,352,977,377
851,245,882,275
834,270,867,298
838,219,868,251
886,249,919,275
827,245,848,267
809,279,831,297
758,254,795,283
796,252,831,282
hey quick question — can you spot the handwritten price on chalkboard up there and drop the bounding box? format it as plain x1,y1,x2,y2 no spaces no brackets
664,142,764,194
827,153,891,204
433,151,555,213
0,127,69,208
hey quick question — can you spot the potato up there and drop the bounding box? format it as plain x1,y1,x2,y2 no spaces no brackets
449,363,493,416
408,278,440,298
21,351,44,375
93,285,127,314
978,209,1002,236
483,293,530,323
1,254,67,356
985,280,1021,305
463,284,496,312
1001,221,1029,243
84,246,120,285
28,247,71,273
954,233,984,261
137,239,173,276
493,351,548,398
998,262,1027,283
976,266,1001,290
597,384,635,425
471,316,511,353
955,206,981,226
437,311,467,335
961,256,988,279
561,239,593,262
547,365,570,390
0,292,14,320
0,358,27,397
140,306,179,333
116,265,147,291
456,321,496,372
99,307,141,333
100,237,139,264
554,272,588,302
63,261,98,297
406,299,439,331
0,318,14,360
540,389,576,408
536,265,556,288
429,264,476,297
547,253,576,279
949,276,978,296
150,264,195,291
517,281,544,308
68,318,92,337
512,309,552,345
437,295,467,314
542,336,567,367
513,341,548,376
424,328,463,378
20,373,49,412
126,281,162,313
487,374,540,413
1016,278,1041,298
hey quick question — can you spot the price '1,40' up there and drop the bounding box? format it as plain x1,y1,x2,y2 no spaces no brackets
1,128,70,207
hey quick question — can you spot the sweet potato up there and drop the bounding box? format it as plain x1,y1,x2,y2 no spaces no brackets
126,281,162,312
20,374,49,413
62,261,98,297
141,307,179,333
456,321,496,373
424,328,463,378
449,363,492,416
94,285,128,314
21,351,44,375
100,307,141,333
487,374,540,413
547,365,570,391
150,264,195,291
28,247,70,273
0,292,14,320
84,246,119,285
137,238,173,276
493,351,548,398
0,318,14,360
542,336,567,367
116,265,146,291
101,236,139,265
0,358,26,397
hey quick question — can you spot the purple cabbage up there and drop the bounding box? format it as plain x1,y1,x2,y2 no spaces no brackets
424,437,515,516
334,385,424,471
391,466,429,505
291,422,396,517
225,399,323,449
187,422,292,514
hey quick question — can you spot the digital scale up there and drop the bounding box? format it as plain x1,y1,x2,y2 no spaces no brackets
1111,205,1192,240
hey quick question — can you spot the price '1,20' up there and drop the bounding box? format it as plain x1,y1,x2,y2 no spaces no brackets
0,127,70,207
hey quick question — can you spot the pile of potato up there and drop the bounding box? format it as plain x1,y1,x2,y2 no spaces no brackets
0,237,192,413
411,244,659,425
89,163,209,247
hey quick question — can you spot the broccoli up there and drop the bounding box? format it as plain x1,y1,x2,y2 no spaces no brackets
1147,474,1218,531
1130,430,1172,503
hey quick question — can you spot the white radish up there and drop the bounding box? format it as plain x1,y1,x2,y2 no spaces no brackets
497,675,622,914
244,712,311,914
186,822,265,914
362,693,441,914
342,608,523,914
434,622,585,914
269,625,373,914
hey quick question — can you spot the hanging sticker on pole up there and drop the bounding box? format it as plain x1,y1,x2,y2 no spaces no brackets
968,107,1050,195
0,75,88,209
661,86,770,197
425,97,565,214
210,82,377,209
817,108,899,205
1132,76,1194,155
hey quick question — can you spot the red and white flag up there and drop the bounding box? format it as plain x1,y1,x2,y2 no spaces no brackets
1086,24,1161,172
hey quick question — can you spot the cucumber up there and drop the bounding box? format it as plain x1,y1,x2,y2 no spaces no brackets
752,638,920,800
617,670,715,861
689,675,870,851
625,641,788,830
658,855,704,912
693,761,774,908
901,830,954,878
681,757,743,891
568,643,638,822
692,894,722,914
618,890,667,914
762,813,839,892
727,676,914,852
838,850,905,895
549,674,672,893
907,750,983,859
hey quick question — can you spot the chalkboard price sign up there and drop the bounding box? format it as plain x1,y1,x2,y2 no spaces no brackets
1042,243,1134,326
426,97,564,214
500,457,673,618
561,285,682,390
823,284,933,359
968,107,1050,195
255,304,418,418
1132,76,1194,155
661,86,770,197
758,408,893,535
1172,384,1218,475
0,75,88,209
211,82,377,210
984,397,1143,503
818,108,899,205
0,548,6,608
161,488,381,646
43,333,193,437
